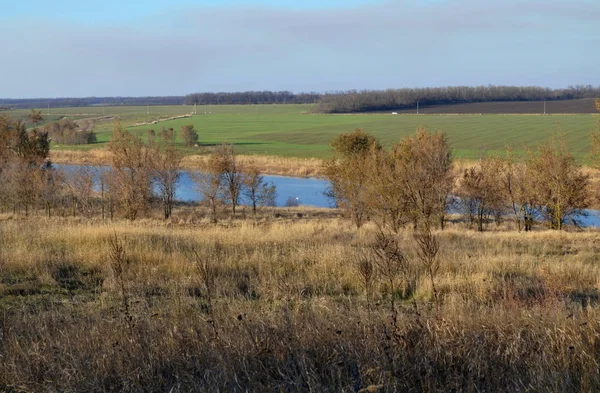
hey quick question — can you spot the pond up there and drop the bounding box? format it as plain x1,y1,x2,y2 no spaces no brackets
55,164,600,228
56,164,332,208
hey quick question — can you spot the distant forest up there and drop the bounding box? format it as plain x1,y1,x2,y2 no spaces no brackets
0,96,185,110
183,91,321,105
316,85,600,113
0,91,320,110
1,85,599,112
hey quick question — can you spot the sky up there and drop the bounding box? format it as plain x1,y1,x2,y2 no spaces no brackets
1,0,598,98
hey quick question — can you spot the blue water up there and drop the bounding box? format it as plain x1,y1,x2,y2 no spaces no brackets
54,164,600,228
571,210,600,228
176,171,331,207
55,164,332,208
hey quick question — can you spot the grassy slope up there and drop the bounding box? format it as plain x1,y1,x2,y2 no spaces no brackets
4,103,598,160
1,213,600,391
136,111,596,160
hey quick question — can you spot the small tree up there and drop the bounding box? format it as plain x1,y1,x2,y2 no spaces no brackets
243,164,277,216
527,140,589,230
192,160,223,223
60,166,95,217
146,129,156,145
325,129,380,228
391,127,453,229
502,149,538,231
330,128,380,156
151,131,181,219
181,125,198,146
108,122,152,220
0,116,51,215
44,118,96,145
159,127,176,142
28,109,43,125
458,156,506,231
365,147,409,233
209,144,243,215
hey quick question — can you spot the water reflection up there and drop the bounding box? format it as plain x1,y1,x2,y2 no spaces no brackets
54,164,600,227
55,164,332,208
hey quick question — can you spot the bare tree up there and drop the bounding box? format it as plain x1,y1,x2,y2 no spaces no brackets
243,164,277,217
458,155,506,231
527,140,589,230
325,129,380,228
365,148,410,233
150,131,181,219
212,144,243,215
108,121,152,220
502,149,538,231
60,166,96,217
0,116,51,216
391,127,453,229
44,118,96,145
181,125,198,147
28,109,43,125
192,162,223,223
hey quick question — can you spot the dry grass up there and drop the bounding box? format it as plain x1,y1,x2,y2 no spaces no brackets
50,149,112,166
182,154,324,177
51,149,325,177
1,211,600,391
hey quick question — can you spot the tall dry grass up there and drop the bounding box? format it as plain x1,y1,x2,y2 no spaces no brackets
182,154,324,177
1,212,600,391
51,149,325,177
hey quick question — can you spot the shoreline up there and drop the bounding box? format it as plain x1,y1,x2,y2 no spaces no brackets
50,149,326,178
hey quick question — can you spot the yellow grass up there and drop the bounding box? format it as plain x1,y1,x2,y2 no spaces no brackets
2,211,600,390
51,149,325,177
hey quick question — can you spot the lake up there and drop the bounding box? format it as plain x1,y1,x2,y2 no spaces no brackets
55,164,600,228
56,164,332,208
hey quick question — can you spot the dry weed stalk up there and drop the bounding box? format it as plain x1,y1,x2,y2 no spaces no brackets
182,242,220,340
413,225,441,312
108,232,134,333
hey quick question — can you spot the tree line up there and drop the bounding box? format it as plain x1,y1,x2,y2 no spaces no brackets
3,85,598,111
0,116,276,220
183,91,321,105
0,96,186,110
316,85,600,113
325,122,597,232
0,91,321,109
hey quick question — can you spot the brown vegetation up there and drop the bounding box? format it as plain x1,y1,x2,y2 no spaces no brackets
1,214,600,391
326,128,591,233
44,118,97,145
2,111,600,391
51,150,325,178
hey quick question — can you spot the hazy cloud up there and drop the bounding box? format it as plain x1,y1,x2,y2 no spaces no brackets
1,0,598,97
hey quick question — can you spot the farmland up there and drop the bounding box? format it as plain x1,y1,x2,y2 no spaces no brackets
2,100,600,391
3,101,598,161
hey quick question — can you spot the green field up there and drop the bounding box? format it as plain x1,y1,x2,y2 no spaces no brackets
4,104,598,160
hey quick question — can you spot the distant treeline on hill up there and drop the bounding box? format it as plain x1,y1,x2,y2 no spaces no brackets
316,85,600,113
0,96,185,109
183,91,321,105
2,85,599,111
0,91,321,109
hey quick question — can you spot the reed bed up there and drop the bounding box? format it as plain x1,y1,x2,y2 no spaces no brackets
51,150,324,178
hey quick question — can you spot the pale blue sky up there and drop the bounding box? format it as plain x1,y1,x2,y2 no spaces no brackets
1,0,598,98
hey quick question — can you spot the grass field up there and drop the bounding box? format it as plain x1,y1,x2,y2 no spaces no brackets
4,103,599,160
386,98,598,114
2,211,600,391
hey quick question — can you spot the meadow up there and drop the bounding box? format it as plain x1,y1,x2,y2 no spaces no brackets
3,102,600,391
5,103,598,161
1,209,600,391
